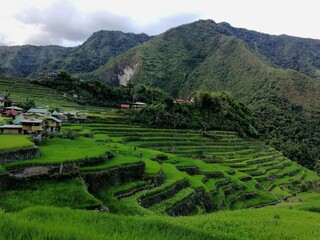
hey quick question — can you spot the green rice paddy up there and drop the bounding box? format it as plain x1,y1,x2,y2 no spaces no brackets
0,135,34,152
0,109,319,239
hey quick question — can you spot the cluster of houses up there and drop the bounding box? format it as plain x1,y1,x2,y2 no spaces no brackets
120,102,147,110
0,104,87,134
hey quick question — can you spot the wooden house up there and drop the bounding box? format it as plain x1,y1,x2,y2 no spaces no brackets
27,108,50,116
0,124,22,134
45,116,62,132
25,113,45,120
174,99,186,104
58,114,68,121
20,119,43,133
5,106,23,118
63,111,78,118
131,102,147,109
52,110,59,117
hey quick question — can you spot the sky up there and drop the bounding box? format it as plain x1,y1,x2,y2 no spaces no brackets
0,0,319,47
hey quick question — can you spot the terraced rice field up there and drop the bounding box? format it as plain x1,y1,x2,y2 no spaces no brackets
59,113,318,216
0,75,104,112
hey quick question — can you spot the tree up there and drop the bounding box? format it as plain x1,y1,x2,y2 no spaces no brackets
3,89,12,108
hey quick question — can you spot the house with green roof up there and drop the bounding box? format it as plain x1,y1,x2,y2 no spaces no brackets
45,116,62,132
27,108,50,115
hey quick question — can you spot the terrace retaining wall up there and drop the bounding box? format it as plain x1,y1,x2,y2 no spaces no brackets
0,147,40,165
167,188,215,216
82,162,145,193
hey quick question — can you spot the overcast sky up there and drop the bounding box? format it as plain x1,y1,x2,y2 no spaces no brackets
0,0,319,46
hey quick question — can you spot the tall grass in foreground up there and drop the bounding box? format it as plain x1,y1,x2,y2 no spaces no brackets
0,207,218,240
0,206,320,240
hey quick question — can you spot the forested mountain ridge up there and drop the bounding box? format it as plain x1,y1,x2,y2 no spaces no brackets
0,31,150,78
1,19,320,169
86,20,320,109
220,22,320,81
82,20,320,169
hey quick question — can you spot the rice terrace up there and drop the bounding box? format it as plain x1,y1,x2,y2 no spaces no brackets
0,13,320,240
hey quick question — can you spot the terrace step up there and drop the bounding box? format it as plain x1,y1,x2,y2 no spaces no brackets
138,180,189,208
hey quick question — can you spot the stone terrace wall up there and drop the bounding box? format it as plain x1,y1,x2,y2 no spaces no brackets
0,147,40,165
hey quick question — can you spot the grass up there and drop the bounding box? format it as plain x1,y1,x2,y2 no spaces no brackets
3,137,108,169
0,178,101,212
1,112,320,239
0,135,34,152
0,206,320,240
273,192,320,213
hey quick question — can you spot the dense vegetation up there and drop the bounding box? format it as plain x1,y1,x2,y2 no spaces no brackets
1,206,320,240
83,20,320,170
0,111,319,239
254,96,320,169
0,31,150,78
0,75,82,109
32,72,167,106
220,22,320,80
132,90,258,137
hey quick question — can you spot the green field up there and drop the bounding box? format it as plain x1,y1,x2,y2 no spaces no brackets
0,135,34,152
0,111,319,239
0,205,320,240
0,75,106,112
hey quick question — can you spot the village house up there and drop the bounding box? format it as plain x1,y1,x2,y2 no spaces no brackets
45,116,62,131
0,124,22,134
19,118,43,134
131,102,147,109
4,106,23,118
63,111,78,118
174,97,195,104
51,110,59,117
120,104,130,109
27,108,51,116
174,99,186,104
52,110,68,121
120,102,147,110
0,106,69,135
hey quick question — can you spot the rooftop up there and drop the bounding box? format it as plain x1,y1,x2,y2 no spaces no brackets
46,116,62,123
5,106,23,111
27,108,49,114
20,118,43,124
0,124,22,129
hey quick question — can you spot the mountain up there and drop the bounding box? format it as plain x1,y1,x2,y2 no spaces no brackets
86,20,320,108
84,20,320,169
0,31,151,78
220,22,320,81
0,45,72,78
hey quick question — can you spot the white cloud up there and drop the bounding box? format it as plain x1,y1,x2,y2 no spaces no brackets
0,0,319,46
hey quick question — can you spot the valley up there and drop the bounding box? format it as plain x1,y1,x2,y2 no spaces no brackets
0,108,319,239
1,18,320,239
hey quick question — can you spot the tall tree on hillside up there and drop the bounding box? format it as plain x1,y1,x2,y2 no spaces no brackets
4,89,12,108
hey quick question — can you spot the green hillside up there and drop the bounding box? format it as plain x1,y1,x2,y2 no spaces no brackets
0,31,150,78
0,112,319,239
87,20,320,109
220,22,320,81
84,20,320,170
0,75,82,110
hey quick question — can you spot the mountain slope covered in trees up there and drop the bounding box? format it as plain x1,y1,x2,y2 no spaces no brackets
0,31,150,78
84,20,320,170
220,22,320,81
